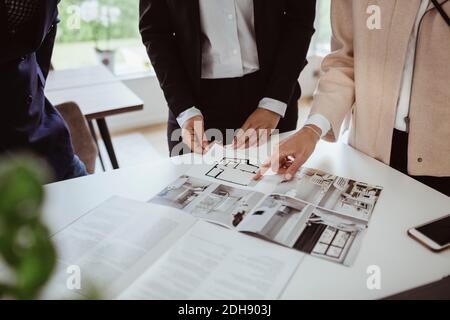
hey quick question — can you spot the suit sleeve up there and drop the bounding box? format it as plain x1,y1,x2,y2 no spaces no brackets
139,0,197,117
0,1,58,64
310,0,355,142
263,0,316,106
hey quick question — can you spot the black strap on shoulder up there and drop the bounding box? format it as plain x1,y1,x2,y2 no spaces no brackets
431,0,450,27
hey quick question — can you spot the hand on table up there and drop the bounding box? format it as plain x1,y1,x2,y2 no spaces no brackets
254,125,321,181
181,115,209,154
233,108,281,149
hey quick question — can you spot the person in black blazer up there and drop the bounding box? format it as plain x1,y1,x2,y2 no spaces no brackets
0,0,87,181
139,0,316,155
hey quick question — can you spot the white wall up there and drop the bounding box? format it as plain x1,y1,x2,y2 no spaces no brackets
299,55,323,97
106,74,168,133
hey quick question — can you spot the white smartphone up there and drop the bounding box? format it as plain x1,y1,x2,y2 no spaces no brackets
408,214,450,252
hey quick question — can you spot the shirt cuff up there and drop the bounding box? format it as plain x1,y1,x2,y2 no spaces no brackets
258,98,288,118
176,107,203,128
304,114,331,138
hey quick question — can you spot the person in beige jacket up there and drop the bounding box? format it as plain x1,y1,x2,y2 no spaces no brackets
256,0,450,196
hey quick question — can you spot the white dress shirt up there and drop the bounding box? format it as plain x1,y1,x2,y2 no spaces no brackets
199,0,259,79
306,0,430,137
176,0,287,127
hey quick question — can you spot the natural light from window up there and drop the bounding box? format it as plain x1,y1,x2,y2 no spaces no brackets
52,0,331,76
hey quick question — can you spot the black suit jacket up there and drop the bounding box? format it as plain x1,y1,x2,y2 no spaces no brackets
0,0,75,181
139,0,316,117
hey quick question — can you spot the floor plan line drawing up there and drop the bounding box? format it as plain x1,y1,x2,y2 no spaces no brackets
205,157,260,186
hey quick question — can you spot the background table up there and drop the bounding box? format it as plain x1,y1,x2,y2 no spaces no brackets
42,139,450,299
46,65,117,91
46,65,144,170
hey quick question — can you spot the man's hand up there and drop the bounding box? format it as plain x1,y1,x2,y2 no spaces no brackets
181,115,209,154
233,108,281,149
254,125,321,181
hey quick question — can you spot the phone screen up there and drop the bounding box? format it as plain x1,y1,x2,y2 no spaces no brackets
416,215,450,246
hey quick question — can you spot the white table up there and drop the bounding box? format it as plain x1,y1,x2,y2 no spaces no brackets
42,140,450,299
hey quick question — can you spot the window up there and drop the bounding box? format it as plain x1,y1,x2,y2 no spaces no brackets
52,0,332,75
311,0,332,56
53,0,152,76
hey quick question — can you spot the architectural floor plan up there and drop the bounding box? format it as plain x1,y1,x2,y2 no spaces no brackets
205,157,260,186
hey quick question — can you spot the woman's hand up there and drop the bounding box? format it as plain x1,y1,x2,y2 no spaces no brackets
254,125,321,181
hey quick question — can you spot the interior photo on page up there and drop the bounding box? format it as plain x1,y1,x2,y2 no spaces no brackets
273,168,383,223
149,175,265,228
149,145,383,266
236,195,367,266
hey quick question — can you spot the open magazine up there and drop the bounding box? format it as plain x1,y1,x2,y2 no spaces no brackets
149,147,383,266
42,148,383,299
42,197,303,300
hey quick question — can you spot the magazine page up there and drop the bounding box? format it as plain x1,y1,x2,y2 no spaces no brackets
147,147,383,266
236,194,368,266
146,143,284,229
117,220,304,300
148,174,266,229
186,143,282,191
236,168,383,266
187,153,260,187
272,167,383,223
40,197,197,299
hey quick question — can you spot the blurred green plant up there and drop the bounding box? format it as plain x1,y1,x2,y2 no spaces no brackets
0,157,56,300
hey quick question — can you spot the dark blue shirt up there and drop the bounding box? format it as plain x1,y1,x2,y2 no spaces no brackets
0,0,75,181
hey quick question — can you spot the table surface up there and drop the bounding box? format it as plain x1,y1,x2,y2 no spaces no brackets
46,65,117,91
46,65,143,120
42,139,450,299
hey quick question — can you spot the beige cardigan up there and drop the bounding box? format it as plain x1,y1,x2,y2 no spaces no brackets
311,0,450,177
